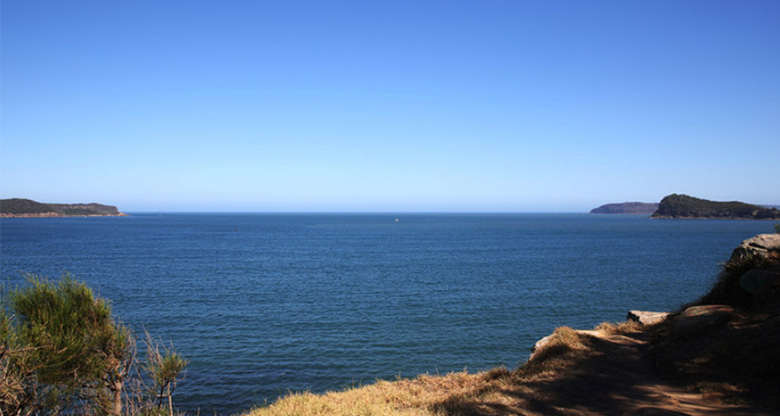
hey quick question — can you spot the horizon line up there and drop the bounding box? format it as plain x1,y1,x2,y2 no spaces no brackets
121,210,598,214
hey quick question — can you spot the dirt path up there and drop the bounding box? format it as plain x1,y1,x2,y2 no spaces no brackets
520,330,773,416
429,327,774,416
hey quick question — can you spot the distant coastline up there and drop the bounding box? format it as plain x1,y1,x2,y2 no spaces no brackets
651,194,780,220
0,198,126,218
590,202,659,215
591,194,780,220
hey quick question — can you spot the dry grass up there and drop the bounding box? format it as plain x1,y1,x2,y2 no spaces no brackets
244,369,513,416
244,318,779,416
244,326,616,416
594,320,642,336
512,327,588,383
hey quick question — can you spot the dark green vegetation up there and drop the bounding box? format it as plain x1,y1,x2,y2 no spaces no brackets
0,198,125,217
1,275,186,416
650,244,780,408
0,198,55,215
651,194,780,220
590,202,659,215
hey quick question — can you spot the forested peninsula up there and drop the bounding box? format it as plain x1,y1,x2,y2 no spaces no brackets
0,198,126,218
590,202,659,215
592,194,780,220
651,194,780,220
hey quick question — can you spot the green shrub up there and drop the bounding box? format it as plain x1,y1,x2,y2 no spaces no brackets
144,332,189,415
1,274,187,416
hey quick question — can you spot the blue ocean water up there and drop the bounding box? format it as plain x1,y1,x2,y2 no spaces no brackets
0,213,773,414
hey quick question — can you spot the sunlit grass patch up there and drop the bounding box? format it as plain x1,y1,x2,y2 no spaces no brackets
513,327,588,382
595,320,642,336
246,370,497,416
246,323,665,416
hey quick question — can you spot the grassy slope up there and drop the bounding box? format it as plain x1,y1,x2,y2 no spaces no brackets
244,325,577,416
243,323,658,416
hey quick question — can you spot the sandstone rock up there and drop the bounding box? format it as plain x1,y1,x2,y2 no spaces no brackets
668,305,736,331
635,407,692,416
530,334,555,359
678,304,735,318
627,310,671,326
730,233,780,261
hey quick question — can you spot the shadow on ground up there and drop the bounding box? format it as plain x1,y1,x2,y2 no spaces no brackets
433,327,774,416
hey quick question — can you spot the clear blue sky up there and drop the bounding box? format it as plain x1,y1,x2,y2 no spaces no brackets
2,1,778,212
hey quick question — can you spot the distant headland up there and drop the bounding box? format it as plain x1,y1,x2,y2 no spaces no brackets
590,202,659,215
591,194,780,220
0,198,126,218
651,194,780,220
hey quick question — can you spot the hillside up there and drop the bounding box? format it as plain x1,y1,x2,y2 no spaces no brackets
651,194,780,220
590,202,659,215
0,198,126,217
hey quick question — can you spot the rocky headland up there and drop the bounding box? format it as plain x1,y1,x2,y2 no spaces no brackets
590,201,659,215
0,198,126,218
651,194,780,220
246,233,780,416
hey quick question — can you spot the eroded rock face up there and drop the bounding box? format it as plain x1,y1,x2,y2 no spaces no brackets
730,234,780,262
627,310,671,326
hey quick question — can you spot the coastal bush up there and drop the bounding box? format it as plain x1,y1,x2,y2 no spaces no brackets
143,332,188,415
0,274,187,416
0,198,57,215
687,254,770,309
